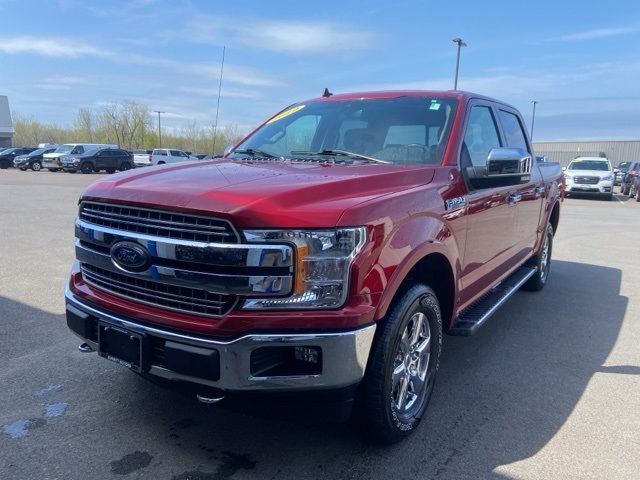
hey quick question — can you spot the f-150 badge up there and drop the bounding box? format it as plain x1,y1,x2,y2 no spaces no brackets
445,196,466,211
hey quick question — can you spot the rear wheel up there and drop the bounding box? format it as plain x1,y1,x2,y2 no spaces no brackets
0,159,9,169
31,161,42,171
356,284,442,444
19,167,27,171
119,161,132,172
523,223,553,291
106,168,116,174
157,161,165,165
80,162,94,174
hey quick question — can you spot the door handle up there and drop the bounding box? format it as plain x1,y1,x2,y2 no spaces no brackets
534,185,546,198
508,193,522,205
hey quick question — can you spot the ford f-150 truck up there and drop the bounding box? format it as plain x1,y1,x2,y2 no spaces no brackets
65,90,562,443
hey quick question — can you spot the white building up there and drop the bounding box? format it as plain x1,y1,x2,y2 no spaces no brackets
0,96,14,148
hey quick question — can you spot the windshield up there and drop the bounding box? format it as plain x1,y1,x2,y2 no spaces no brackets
233,96,459,165
618,162,630,170
1,148,16,155
55,144,75,154
28,148,46,156
568,160,611,171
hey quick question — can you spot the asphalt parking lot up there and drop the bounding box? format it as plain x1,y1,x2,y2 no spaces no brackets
1,169,639,480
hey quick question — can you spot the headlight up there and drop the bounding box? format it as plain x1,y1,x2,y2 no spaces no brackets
241,227,367,309
601,174,613,181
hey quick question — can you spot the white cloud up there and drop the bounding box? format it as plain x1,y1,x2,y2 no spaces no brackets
179,86,263,99
187,17,374,54
556,26,639,41
0,36,109,57
0,36,283,88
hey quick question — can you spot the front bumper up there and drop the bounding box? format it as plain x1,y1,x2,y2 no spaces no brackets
565,179,613,194
42,159,61,169
65,286,376,392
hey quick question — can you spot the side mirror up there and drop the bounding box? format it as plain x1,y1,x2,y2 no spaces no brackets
486,148,532,177
223,144,234,156
466,147,532,189
562,166,566,172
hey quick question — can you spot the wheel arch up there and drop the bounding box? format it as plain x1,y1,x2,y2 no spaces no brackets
374,249,457,333
549,200,560,234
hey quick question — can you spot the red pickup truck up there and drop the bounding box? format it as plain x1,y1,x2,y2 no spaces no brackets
65,90,562,443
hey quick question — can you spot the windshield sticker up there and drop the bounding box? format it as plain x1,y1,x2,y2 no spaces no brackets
267,105,305,124
429,100,441,110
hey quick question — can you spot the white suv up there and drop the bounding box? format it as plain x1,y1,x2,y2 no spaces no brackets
564,157,614,200
150,149,197,166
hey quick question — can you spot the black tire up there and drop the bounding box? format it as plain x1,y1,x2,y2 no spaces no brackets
636,191,640,202
157,161,166,165
605,193,613,201
356,283,442,444
0,159,9,169
119,161,132,172
523,223,553,292
48,168,59,172
80,162,94,174
19,167,27,171
622,185,629,196
31,161,42,171
106,168,116,174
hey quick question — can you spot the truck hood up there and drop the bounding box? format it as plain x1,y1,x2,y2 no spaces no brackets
82,159,436,228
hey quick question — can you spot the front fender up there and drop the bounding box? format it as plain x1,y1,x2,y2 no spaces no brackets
368,213,461,322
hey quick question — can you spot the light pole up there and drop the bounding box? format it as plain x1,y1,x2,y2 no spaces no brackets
153,110,165,148
530,101,538,140
452,37,467,90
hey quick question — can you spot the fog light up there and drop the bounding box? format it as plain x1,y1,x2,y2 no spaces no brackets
294,346,320,364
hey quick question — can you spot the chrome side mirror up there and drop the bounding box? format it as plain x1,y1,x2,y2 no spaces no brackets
486,148,532,177
223,144,234,156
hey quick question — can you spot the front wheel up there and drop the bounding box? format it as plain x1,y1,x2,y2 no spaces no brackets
356,284,442,444
31,161,42,171
523,223,553,291
48,168,59,172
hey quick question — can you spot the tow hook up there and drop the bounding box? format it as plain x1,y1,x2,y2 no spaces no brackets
196,393,225,404
78,343,94,353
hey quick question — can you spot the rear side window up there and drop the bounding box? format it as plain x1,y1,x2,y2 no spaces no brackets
153,150,167,156
170,150,182,156
498,110,529,151
72,146,84,154
462,106,501,168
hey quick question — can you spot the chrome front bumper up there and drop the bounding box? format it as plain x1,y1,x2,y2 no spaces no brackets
65,286,376,392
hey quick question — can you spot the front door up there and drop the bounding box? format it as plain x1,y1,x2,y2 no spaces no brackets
458,103,518,308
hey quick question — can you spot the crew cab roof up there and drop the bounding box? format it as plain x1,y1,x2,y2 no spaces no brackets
301,90,516,109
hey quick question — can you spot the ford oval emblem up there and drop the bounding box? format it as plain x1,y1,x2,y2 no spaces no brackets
110,241,151,273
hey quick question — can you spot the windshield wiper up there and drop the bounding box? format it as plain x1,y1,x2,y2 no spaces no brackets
291,149,389,164
232,148,277,158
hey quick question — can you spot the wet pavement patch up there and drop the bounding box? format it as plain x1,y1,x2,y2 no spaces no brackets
2,417,47,439
36,384,62,397
110,451,153,475
171,452,255,480
44,402,68,418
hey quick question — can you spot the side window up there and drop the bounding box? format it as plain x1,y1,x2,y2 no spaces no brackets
169,150,182,157
498,110,529,151
462,106,501,168
73,146,84,154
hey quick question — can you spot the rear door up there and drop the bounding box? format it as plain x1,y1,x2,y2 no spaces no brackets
496,108,544,262
95,149,112,170
459,101,517,304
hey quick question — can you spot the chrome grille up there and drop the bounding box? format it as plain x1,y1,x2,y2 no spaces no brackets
80,263,237,318
574,176,600,185
79,201,238,243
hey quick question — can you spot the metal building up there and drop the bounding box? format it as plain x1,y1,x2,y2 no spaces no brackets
533,140,640,167
0,96,14,148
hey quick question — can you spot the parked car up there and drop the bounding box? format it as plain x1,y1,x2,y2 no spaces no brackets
620,161,640,196
43,144,117,172
150,148,198,165
614,162,631,186
13,146,58,171
634,175,640,202
563,157,614,200
61,147,133,174
65,90,562,443
0,147,37,168
132,149,153,167
194,153,209,160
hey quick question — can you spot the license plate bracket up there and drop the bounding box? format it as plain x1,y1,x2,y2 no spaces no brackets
98,324,145,373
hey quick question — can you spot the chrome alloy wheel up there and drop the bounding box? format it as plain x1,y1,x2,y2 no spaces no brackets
540,232,550,282
391,311,431,416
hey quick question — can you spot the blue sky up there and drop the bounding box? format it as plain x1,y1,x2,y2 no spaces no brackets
0,0,639,140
